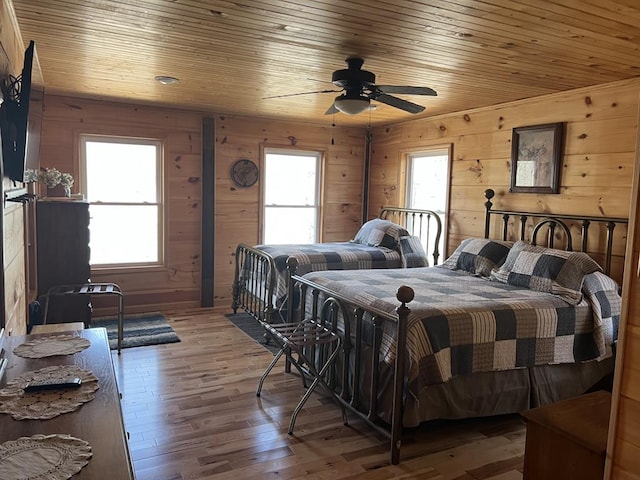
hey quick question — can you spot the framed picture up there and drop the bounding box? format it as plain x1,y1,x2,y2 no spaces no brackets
510,122,564,194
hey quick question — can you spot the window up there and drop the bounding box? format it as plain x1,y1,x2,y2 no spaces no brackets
80,136,163,266
263,148,322,244
406,148,451,258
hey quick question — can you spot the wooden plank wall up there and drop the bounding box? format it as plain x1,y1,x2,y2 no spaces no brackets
39,95,207,314
214,115,366,304
369,79,640,285
606,106,640,480
39,97,366,313
0,0,28,335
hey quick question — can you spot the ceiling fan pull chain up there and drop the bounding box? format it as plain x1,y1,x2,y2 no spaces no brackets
331,115,336,145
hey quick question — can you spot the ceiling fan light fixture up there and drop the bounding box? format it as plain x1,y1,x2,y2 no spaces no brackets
334,95,370,115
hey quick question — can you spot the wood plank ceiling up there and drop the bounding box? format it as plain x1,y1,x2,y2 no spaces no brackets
9,0,640,127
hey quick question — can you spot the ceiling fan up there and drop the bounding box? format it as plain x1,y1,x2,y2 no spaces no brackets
266,57,437,115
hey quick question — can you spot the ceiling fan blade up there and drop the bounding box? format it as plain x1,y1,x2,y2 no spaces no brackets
306,77,334,84
376,85,437,96
375,94,425,114
325,102,339,115
262,89,341,100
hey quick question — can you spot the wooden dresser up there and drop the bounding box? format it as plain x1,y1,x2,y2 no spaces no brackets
521,390,611,480
36,200,91,324
0,328,134,479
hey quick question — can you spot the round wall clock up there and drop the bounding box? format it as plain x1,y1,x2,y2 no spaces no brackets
231,159,259,187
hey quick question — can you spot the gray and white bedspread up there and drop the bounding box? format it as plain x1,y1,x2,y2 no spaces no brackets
257,242,402,303
302,266,619,393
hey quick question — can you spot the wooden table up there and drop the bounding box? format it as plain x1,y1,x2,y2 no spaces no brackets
521,390,611,480
0,328,134,479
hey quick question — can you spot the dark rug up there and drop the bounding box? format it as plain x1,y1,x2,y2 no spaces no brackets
225,313,279,354
91,313,180,350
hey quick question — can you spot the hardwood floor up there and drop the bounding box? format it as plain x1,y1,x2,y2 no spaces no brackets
111,307,526,480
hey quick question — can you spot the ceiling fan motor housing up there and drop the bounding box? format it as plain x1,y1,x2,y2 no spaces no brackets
331,57,375,91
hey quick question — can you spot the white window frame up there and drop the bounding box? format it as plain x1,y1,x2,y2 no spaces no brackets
405,146,451,259
262,147,323,244
80,134,164,268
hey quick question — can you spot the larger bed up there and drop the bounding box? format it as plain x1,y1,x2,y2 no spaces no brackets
278,189,627,464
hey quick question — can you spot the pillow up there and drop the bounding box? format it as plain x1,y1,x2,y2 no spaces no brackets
352,218,409,250
441,238,513,277
582,270,620,299
582,271,621,356
490,241,602,304
398,235,429,268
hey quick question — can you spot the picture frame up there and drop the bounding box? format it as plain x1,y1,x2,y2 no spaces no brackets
510,122,564,194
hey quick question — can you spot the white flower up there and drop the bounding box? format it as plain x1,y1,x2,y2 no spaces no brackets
28,168,75,192
40,168,62,188
24,169,39,183
60,173,74,188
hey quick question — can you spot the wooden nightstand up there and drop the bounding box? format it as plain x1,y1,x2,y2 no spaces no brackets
521,390,611,480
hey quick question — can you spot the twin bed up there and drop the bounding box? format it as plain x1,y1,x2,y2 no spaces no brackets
232,206,443,322
230,190,627,464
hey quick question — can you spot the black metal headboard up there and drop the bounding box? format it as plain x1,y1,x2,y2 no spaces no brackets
483,189,628,276
379,206,443,265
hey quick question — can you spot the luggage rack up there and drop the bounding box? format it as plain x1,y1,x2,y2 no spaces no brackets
42,283,124,353
256,317,346,434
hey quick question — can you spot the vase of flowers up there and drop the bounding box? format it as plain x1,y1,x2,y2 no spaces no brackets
25,168,75,197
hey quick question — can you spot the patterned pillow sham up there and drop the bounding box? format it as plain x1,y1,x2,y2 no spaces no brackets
490,241,602,304
440,238,513,277
398,235,429,268
582,271,621,357
352,218,409,250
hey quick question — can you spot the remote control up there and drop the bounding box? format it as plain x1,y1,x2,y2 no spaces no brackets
24,377,82,392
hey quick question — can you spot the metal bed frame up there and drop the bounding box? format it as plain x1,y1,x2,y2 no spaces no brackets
276,191,628,465
379,206,443,266
483,188,627,277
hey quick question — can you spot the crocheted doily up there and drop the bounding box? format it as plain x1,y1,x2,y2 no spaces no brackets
13,335,90,359
0,434,92,480
0,365,99,420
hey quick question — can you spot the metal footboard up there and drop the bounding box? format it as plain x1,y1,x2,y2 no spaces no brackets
287,257,414,465
231,243,277,324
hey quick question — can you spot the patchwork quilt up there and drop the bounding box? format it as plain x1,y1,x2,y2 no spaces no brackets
302,266,619,394
256,242,403,305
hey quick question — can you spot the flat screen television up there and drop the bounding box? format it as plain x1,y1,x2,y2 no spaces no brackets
0,40,40,183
